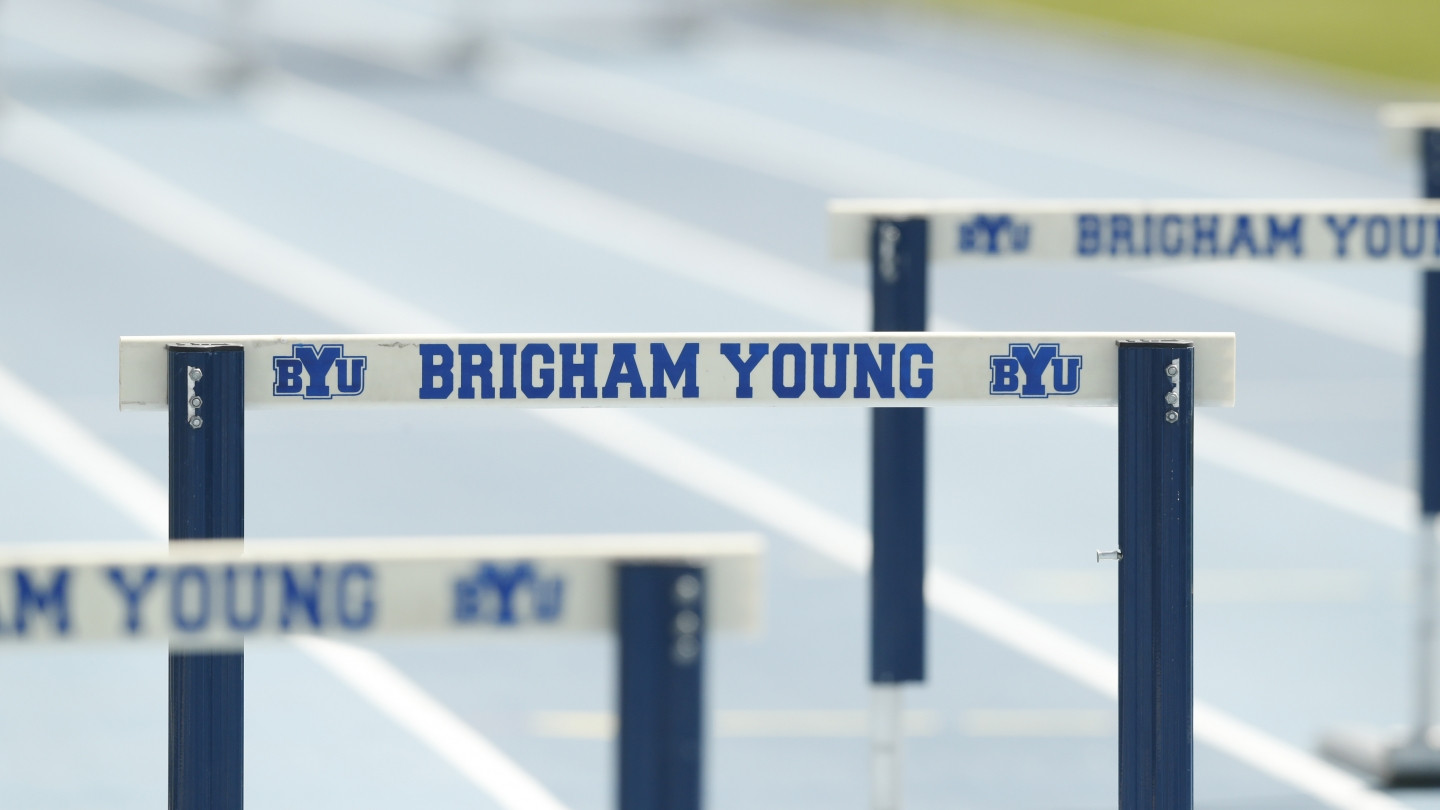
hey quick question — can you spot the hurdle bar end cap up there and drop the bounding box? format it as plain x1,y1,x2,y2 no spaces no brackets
1380,102,1440,130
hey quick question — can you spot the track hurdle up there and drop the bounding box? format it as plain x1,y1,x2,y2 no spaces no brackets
1309,105,1440,786
831,199,1440,807
0,532,761,809
121,331,1235,810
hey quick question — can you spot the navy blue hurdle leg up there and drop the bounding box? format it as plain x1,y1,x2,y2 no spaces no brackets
168,344,245,810
1117,341,1194,810
619,564,704,810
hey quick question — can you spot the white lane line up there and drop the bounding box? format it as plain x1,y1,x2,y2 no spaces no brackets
137,0,1001,197
296,637,569,810
960,709,1111,738
1136,264,1417,357
0,103,1410,810
0,364,169,535
1194,414,1416,533
532,708,1111,738
2,0,220,98
239,72,870,329
481,46,1005,198
706,21,1400,198
533,709,969,739
0,109,447,334
193,0,1395,198
8,0,867,329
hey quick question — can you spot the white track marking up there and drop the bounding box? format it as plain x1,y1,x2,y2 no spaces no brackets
1195,414,1416,532
0,63,1417,810
1137,264,1417,357
531,709,948,738
240,73,870,329
959,709,1111,737
0,111,448,334
8,0,866,328
533,708,1112,738
3,0,218,97
295,637,570,810
483,46,1005,197
0,364,168,537
707,21,1399,198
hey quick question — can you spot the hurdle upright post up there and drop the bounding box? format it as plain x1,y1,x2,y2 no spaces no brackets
1416,127,1440,754
868,216,928,810
618,564,705,810
167,344,245,810
1116,341,1194,810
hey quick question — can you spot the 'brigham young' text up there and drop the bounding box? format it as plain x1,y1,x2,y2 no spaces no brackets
417,342,935,401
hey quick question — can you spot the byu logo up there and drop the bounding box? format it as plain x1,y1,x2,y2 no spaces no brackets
990,343,1082,398
273,344,367,400
453,562,564,626
958,214,1031,255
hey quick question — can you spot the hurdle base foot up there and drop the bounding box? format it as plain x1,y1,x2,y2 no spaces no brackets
1321,728,1440,786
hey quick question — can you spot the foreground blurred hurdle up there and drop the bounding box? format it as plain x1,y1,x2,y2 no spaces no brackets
0,531,762,810
830,199,1440,807
0,534,762,646
120,331,1235,809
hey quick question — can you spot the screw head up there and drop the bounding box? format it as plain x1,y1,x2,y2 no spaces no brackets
1165,410,1179,424
189,396,203,408
1165,391,1179,406
675,610,700,635
189,415,204,429
674,574,701,604
188,367,203,382
1165,364,1179,378
672,635,700,665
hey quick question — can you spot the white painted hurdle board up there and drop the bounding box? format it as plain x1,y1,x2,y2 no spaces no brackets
0,534,762,648
829,199,1440,263
118,333,1236,408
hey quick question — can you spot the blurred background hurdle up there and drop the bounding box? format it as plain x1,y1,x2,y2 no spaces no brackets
831,199,1437,806
1311,106,1440,786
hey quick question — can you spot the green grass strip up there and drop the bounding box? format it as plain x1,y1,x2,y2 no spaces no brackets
926,0,1440,86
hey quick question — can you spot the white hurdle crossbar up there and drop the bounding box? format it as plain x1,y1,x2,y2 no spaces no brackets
0,533,762,647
